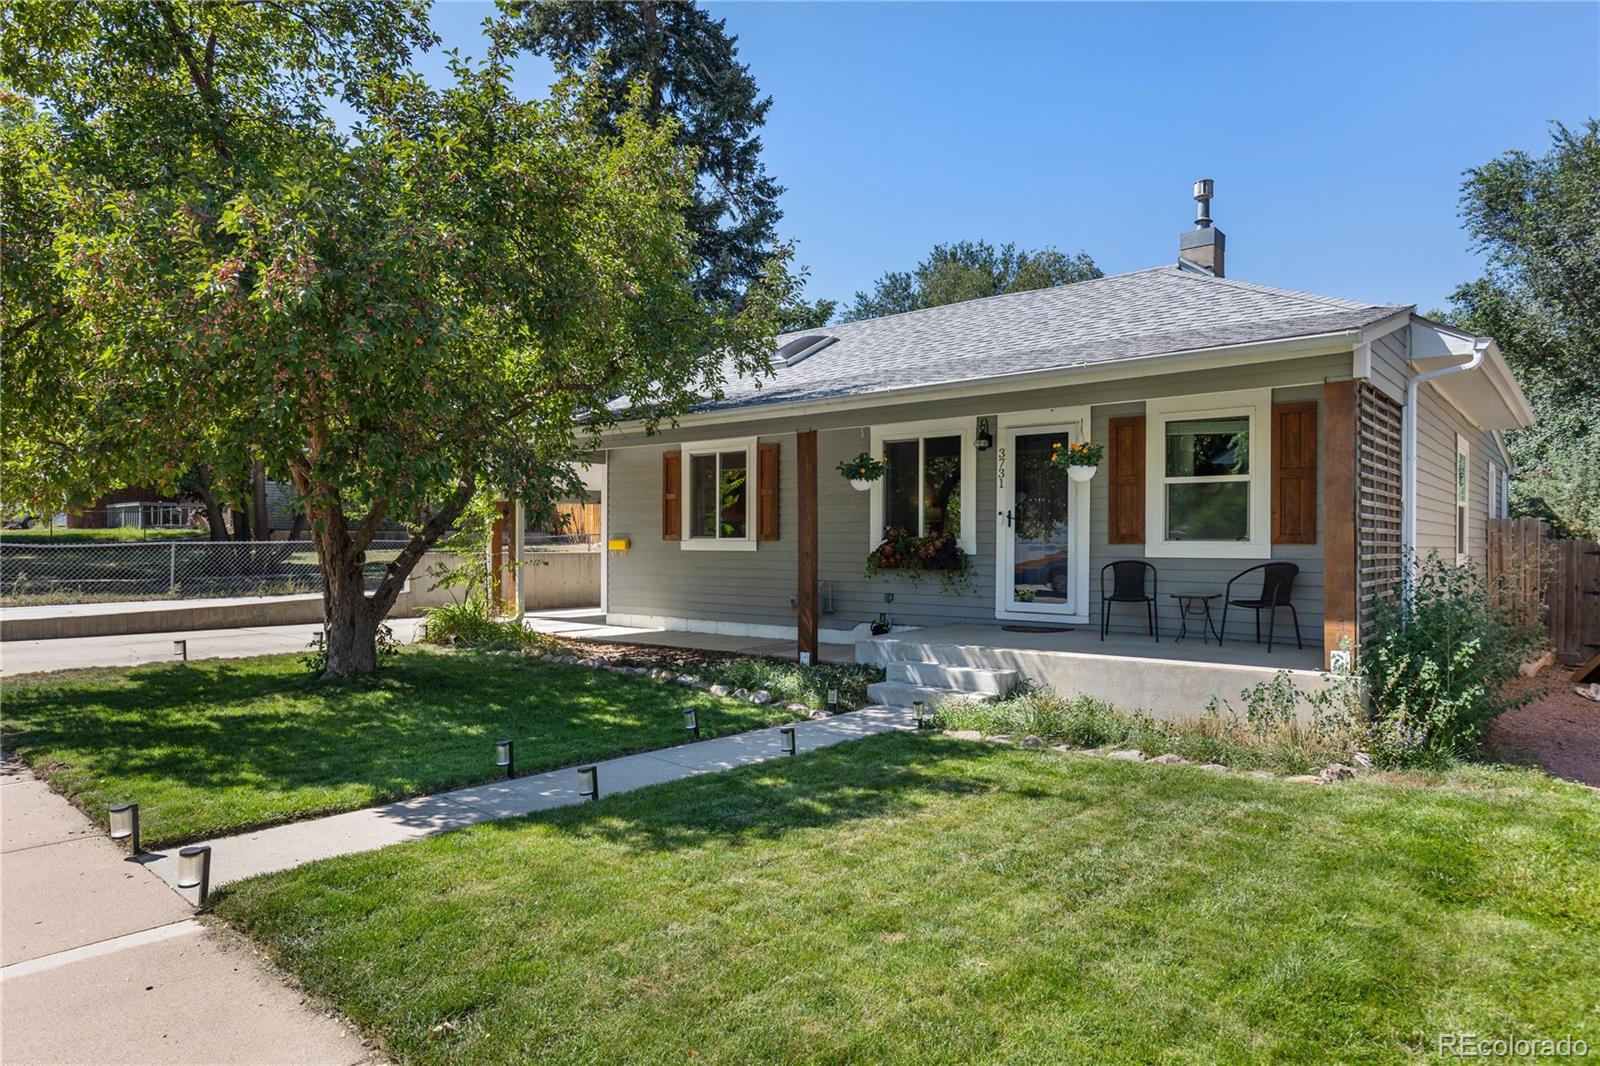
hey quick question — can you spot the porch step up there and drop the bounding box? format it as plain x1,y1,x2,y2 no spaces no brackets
866,680,990,710
887,660,1019,695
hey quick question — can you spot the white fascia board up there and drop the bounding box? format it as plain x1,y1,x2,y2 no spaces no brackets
602,331,1364,446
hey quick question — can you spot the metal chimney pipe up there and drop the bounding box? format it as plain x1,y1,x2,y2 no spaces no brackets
1193,178,1215,229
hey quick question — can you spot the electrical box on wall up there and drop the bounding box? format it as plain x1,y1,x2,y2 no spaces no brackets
607,537,631,553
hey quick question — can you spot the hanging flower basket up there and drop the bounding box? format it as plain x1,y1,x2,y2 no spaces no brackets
837,452,886,491
1050,440,1104,482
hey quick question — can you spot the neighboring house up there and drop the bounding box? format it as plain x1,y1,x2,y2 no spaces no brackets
592,182,1533,715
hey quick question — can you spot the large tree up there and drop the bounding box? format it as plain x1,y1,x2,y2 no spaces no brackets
3,2,787,675
842,240,1101,322
506,0,783,307
1446,119,1600,537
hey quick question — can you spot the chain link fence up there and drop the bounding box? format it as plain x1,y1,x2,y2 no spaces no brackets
0,540,415,606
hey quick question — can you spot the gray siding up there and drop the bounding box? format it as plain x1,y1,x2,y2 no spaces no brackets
604,353,1347,646
1413,382,1497,570
1368,326,1410,405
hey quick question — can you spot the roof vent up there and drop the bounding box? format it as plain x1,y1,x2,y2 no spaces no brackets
775,334,836,368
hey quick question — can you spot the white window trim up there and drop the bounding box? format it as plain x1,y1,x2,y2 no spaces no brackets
1455,432,1470,562
867,417,977,556
679,436,759,552
1144,388,1272,559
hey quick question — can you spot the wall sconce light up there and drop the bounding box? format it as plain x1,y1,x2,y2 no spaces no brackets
173,640,187,661
779,726,797,756
975,418,994,452
495,739,515,779
826,687,839,714
577,765,598,801
683,708,700,740
177,845,212,905
109,802,140,856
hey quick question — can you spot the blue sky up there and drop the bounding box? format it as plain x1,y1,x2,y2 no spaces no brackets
422,1,1599,313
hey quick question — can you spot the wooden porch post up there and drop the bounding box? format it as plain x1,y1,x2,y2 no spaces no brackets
489,499,510,616
1323,380,1359,668
797,429,819,664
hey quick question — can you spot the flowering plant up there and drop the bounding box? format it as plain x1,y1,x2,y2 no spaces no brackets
865,527,973,592
837,451,887,482
1049,440,1104,467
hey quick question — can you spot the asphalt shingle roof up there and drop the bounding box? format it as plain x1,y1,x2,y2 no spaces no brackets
693,265,1409,414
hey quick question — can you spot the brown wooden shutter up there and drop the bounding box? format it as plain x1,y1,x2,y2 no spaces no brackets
756,442,780,541
1272,401,1318,544
1107,416,1146,545
662,451,681,541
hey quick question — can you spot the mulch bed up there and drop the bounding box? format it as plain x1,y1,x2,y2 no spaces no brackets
1488,666,1600,788
549,637,749,672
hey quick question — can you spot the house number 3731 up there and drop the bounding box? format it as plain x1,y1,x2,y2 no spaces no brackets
995,446,1007,491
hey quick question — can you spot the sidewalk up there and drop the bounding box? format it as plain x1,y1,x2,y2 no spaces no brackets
0,618,426,677
0,756,374,1066
146,706,916,897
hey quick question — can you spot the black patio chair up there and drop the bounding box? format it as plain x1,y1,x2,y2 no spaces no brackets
1100,560,1158,642
1220,562,1302,651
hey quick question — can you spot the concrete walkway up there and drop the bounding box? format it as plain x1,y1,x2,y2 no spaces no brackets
145,706,915,898
0,618,427,677
0,756,375,1065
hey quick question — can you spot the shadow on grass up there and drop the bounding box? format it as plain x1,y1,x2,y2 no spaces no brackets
480,733,1022,855
1,651,783,828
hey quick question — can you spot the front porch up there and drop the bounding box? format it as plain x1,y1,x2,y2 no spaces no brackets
857,623,1330,721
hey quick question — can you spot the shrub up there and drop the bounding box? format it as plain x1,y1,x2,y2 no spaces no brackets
1360,552,1543,766
695,658,883,710
421,597,558,652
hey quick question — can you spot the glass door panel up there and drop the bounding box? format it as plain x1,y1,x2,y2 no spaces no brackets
1008,428,1076,612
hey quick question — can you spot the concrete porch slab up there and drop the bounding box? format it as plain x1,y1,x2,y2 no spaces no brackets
523,608,856,663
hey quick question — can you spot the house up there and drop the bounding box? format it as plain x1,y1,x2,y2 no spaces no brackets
591,182,1534,716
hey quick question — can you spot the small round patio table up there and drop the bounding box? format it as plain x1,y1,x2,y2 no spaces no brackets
1169,593,1221,645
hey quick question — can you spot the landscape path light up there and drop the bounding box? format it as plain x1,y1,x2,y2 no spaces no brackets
177,845,212,905
109,802,140,856
780,726,797,757
683,707,700,740
577,765,598,801
173,640,187,661
495,739,515,779
826,687,839,714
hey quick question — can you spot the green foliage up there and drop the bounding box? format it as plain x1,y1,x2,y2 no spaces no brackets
421,598,558,652
940,682,1359,776
2,1,793,671
0,526,208,543
1447,119,1600,537
688,658,881,711
843,240,1101,322
1361,553,1543,766
865,528,973,593
506,0,784,307
836,451,886,482
776,295,837,332
302,623,400,676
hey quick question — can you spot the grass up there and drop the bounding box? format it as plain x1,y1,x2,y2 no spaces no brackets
0,648,804,846
214,733,1600,1065
934,683,1359,776
0,526,210,542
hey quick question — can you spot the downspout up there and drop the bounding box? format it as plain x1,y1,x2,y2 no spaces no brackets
1400,333,1489,597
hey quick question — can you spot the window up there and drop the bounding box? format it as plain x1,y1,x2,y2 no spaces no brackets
1144,389,1271,558
1490,461,1508,519
1455,433,1470,560
868,418,977,554
681,438,757,550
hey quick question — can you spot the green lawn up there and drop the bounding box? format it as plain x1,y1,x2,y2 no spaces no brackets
215,734,1600,1065
0,526,210,542
1,649,802,846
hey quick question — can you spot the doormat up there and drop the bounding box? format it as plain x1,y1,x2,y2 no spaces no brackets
1001,625,1074,634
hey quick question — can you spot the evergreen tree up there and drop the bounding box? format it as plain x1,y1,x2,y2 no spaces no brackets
507,0,784,305
843,240,1101,322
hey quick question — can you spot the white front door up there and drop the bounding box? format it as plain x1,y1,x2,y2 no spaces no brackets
995,409,1091,622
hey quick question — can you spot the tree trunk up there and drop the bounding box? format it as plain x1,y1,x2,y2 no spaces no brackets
321,548,380,677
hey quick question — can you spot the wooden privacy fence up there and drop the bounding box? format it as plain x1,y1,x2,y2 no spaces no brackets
1487,517,1600,665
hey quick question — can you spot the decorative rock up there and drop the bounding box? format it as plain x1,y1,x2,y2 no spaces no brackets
676,674,697,687
1151,753,1187,765
1050,743,1073,752
946,730,983,741
732,688,750,699
1284,774,1322,784
749,690,773,705
709,684,731,697
1249,770,1275,780
1197,763,1229,773
985,734,1012,745
1319,763,1356,782
1020,735,1044,747
1351,752,1374,770
1106,749,1145,761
